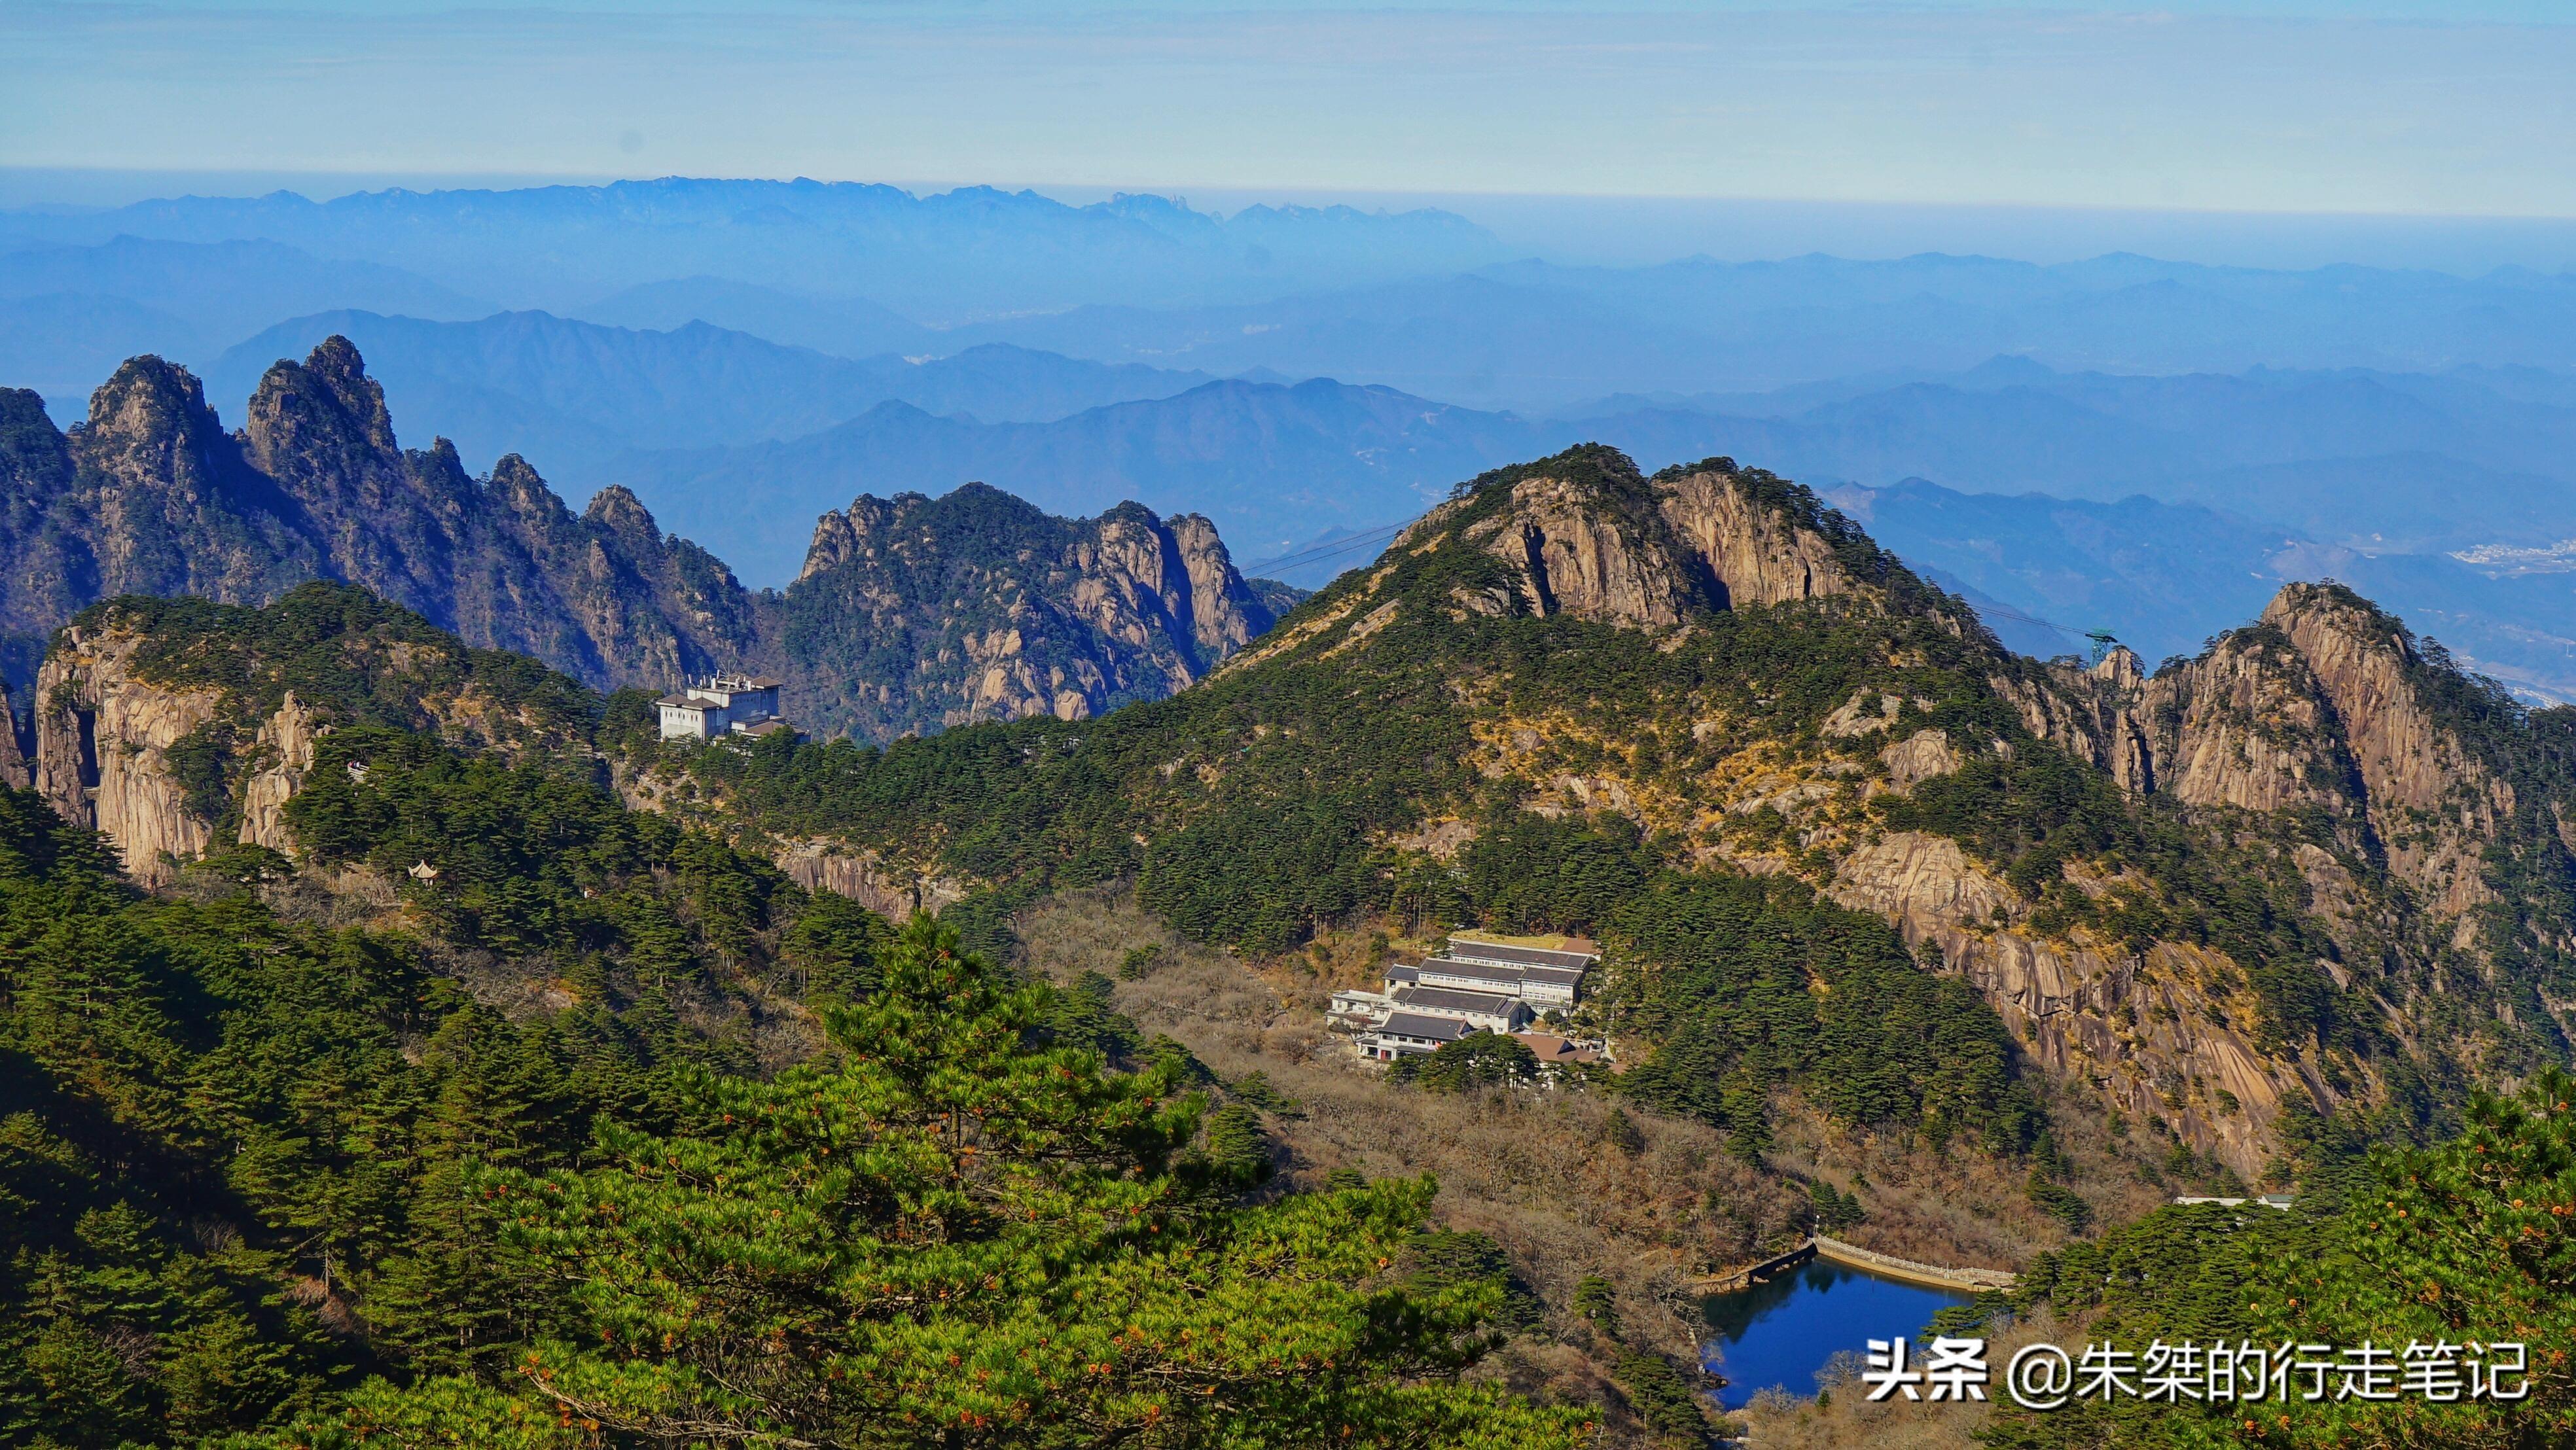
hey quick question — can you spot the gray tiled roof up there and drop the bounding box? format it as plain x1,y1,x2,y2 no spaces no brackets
1417,955,1588,991
1394,985,1518,1016
1442,940,1598,970
1420,956,1522,983
1379,1012,1473,1042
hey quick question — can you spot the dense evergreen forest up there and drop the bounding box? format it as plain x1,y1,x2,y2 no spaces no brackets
0,591,1595,1445
637,449,2331,1159
9,442,2576,1446
1971,1071,2576,1448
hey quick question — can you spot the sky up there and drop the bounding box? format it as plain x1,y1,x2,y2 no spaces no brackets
5,1,2574,223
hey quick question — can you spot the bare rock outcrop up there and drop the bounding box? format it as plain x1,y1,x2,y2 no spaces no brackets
2143,629,2355,815
1831,830,2304,1173
772,839,968,920
35,623,223,885
2259,584,2505,918
1410,448,1895,633
1880,730,1961,792
783,486,1287,739
237,692,321,853
1654,466,1855,609
1465,472,1699,626
2032,584,2508,928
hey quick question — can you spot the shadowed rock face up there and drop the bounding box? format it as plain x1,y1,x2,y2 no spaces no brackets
785,483,1282,740
0,342,760,693
0,339,1293,741
0,362,321,636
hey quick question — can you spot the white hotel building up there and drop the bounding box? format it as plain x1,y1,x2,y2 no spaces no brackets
1338,935,1601,1063
657,673,793,742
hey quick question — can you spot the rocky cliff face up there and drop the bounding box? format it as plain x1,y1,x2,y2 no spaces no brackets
0,342,762,697
771,839,970,921
1194,447,2576,1175
1827,830,2306,1171
1423,448,1878,629
34,624,223,885
0,366,319,660
783,483,1285,739
1,340,1293,744
236,692,321,855
2033,582,2522,938
29,586,597,884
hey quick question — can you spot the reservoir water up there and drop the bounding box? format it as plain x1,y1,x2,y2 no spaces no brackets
1701,1257,1973,1407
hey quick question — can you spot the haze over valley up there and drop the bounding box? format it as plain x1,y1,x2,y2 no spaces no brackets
15,191,2575,694
9,3,2576,1442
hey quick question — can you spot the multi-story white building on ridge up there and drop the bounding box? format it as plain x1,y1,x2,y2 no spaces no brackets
1389,985,1531,1034
1414,936,1595,1008
657,673,792,742
1368,1012,1477,1058
1342,934,1603,1063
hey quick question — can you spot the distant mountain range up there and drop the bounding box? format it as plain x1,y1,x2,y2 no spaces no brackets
54,302,2576,698
944,253,2576,412
13,191,2575,418
0,179,1507,315
567,275,940,360
0,236,486,404
1824,478,2576,701
603,378,1552,586
1579,363,2576,698
1577,358,2576,547
197,310,1214,469
9,176,2576,704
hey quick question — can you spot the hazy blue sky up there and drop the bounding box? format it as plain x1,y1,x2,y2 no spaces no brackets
7,2,2573,219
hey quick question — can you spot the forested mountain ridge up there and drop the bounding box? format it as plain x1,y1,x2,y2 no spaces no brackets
29,586,599,886
0,338,1297,741
0,584,1613,1448
634,444,2576,1181
16,457,2576,1446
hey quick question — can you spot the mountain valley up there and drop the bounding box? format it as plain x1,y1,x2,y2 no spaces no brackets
7,190,2576,1450
7,433,2576,1445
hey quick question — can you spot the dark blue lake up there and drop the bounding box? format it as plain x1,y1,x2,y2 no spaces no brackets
1701,1258,1972,1407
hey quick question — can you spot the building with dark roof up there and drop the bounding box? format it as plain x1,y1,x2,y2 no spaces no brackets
1390,984,1530,1033
1441,938,1598,972
1350,936,1601,1066
1399,934,1598,1008
1359,1012,1475,1060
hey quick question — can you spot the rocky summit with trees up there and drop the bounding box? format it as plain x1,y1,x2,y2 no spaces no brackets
6,442,2576,1448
